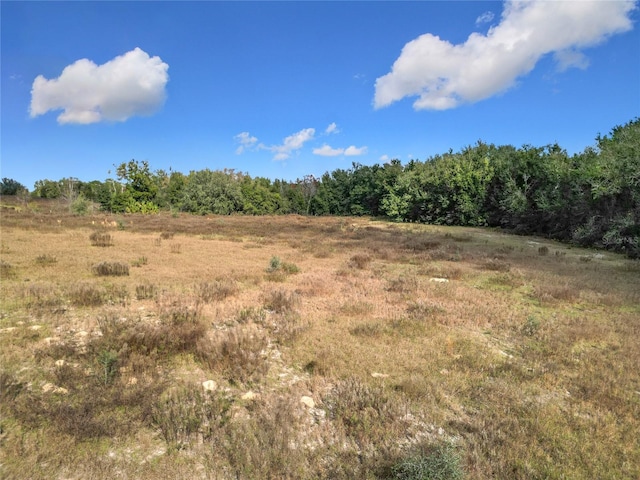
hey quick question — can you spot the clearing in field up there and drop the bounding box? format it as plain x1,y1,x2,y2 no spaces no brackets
1,205,639,479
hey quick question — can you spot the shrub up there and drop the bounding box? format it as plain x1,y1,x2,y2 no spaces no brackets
131,256,148,267
263,289,299,314
538,246,549,256
387,274,419,294
89,231,113,247
70,194,92,216
170,243,182,254
197,326,269,384
91,261,129,276
390,442,464,480
349,253,372,269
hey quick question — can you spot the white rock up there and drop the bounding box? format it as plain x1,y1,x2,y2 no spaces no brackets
55,359,66,367
429,277,449,283
300,396,315,409
202,380,217,392
241,391,257,401
371,372,389,378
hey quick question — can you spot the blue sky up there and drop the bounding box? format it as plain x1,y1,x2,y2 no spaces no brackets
2,1,639,190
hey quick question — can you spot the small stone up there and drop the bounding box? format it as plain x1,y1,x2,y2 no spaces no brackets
55,359,66,367
300,396,315,409
29,325,42,331
371,372,389,378
42,382,55,393
202,380,217,392
242,391,257,401
429,277,449,283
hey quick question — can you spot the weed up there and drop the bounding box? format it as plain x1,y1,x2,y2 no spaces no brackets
237,306,267,325
522,315,541,337
92,261,129,276
35,254,57,266
131,256,148,267
0,260,16,279
266,256,281,272
135,282,157,300
170,243,182,254
96,349,119,385
89,231,113,247
350,321,384,337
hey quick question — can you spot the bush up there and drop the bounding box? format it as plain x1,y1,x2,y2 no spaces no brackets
89,231,113,247
92,261,129,276
390,442,464,480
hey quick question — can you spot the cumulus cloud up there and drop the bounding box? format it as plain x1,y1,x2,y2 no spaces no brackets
313,144,344,157
269,128,315,161
234,131,259,154
374,1,636,111
30,47,169,124
313,144,367,157
379,154,390,162
325,122,339,134
344,145,368,156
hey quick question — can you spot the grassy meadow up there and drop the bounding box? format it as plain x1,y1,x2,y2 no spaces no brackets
1,199,639,479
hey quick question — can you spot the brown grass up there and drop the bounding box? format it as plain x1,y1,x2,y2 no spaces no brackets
0,205,638,479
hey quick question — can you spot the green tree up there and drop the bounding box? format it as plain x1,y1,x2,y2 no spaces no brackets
1,178,28,196
180,169,243,215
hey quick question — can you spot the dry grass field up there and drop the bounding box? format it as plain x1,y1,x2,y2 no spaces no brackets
1,199,639,479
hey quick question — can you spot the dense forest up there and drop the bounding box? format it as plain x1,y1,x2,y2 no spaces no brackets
2,118,639,258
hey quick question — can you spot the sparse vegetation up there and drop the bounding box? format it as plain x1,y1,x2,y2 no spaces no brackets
92,261,130,276
1,212,638,479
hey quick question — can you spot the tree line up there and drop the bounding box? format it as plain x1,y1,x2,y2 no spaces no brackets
2,118,638,258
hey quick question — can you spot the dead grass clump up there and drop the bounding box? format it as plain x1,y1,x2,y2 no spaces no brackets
323,377,405,454
89,231,113,247
349,253,372,269
538,246,550,256
152,384,231,450
213,396,307,479
21,282,63,311
403,235,442,252
270,311,308,345
445,232,473,242
532,284,580,303
156,293,202,326
68,282,105,307
170,243,182,254
237,306,267,325
350,321,384,337
406,300,445,320
340,301,374,316
1,260,16,279
160,232,174,240
263,289,300,314
196,278,239,303
92,261,129,276
479,258,511,272
386,274,419,294
197,326,269,384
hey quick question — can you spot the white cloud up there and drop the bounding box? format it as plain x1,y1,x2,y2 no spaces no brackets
476,11,495,26
374,1,636,111
379,154,390,162
313,144,344,157
325,122,339,134
268,128,315,161
30,47,169,124
344,145,368,156
234,131,259,154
